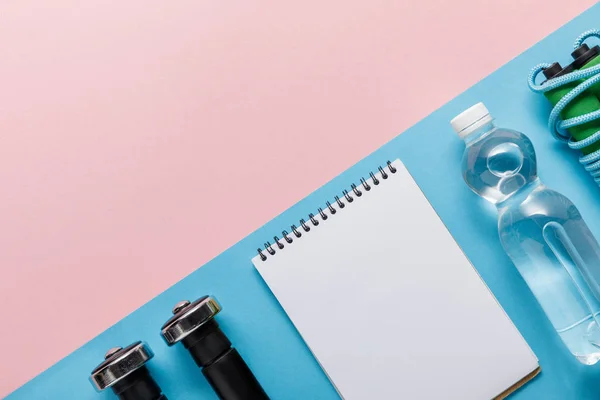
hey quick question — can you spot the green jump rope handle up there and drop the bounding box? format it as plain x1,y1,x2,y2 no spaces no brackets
543,77,600,156
532,39,600,183
579,50,600,99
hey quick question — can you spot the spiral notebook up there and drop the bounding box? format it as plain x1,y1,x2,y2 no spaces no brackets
252,159,539,399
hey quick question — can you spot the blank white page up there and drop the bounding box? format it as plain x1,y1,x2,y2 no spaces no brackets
252,159,538,399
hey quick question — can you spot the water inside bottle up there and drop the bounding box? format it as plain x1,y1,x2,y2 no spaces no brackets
461,120,600,364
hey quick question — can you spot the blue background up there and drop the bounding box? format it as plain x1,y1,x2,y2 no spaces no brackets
9,5,600,399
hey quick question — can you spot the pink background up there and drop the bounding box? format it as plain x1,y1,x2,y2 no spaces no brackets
0,0,596,397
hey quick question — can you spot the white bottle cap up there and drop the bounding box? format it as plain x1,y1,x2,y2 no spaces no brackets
450,102,493,139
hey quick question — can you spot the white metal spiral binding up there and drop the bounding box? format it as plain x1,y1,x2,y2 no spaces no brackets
257,160,397,261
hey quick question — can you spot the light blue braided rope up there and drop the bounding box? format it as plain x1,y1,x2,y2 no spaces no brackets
527,29,600,185
574,29,600,48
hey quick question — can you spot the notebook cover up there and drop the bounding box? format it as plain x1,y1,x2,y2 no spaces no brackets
8,5,600,399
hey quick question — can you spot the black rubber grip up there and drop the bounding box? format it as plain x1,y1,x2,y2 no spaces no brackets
111,367,166,400
181,318,269,399
202,348,269,400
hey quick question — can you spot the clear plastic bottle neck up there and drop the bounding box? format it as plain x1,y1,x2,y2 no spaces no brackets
496,179,542,210
462,120,496,146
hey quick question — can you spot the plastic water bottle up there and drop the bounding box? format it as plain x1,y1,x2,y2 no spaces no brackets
451,102,600,365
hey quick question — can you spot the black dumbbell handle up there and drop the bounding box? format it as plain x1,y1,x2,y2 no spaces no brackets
111,367,167,400
182,319,269,400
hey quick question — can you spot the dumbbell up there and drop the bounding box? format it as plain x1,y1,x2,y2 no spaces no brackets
90,341,167,400
160,295,269,400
